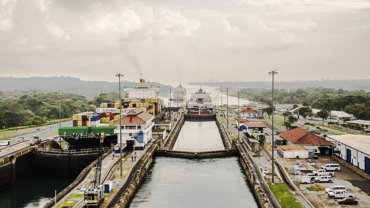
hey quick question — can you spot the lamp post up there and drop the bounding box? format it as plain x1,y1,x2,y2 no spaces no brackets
3,125,5,140
227,88,229,128
115,73,124,177
268,69,278,184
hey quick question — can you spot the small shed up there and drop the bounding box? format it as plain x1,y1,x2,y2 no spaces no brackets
277,145,309,159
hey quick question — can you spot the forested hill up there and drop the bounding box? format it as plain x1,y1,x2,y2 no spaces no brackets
192,79,370,91
0,76,172,98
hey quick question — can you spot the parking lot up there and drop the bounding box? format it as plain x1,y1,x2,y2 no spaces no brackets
280,156,370,208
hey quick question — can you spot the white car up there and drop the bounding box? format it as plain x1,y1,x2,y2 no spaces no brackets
328,190,355,199
321,163,340,171
325,185,346,193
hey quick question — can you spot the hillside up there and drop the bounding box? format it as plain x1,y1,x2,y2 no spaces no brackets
0,76,173,98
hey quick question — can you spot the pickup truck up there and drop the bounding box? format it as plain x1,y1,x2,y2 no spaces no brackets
328,190,356,199
313,169,334,177
315,175,333,183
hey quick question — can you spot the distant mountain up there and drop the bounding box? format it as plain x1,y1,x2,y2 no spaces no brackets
191,79,370,91
0,76,173,98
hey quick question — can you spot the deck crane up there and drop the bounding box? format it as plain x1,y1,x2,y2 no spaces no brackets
84,133,105,207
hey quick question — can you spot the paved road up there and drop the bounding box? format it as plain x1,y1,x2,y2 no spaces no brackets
0,121,72,157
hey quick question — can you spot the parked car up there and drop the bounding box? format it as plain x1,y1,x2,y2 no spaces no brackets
325,185,346,193
30,136,41,146
301,176,315,184
313,169,335,177
338,197,359,205
328,190,356,199
315,175,333,183
321,163,340,171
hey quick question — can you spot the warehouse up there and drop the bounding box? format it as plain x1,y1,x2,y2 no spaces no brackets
277,145,309,159
328,135,370,175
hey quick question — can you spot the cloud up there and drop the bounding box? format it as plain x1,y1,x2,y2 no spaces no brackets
0,0,17,31
0,0,369,83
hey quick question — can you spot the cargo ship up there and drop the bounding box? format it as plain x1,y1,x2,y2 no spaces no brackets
186,88,215,119
170,85,187,107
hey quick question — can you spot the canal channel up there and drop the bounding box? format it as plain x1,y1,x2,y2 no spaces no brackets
129,121,258,208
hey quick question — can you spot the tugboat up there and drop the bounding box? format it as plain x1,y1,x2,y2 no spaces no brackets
186,88,215,120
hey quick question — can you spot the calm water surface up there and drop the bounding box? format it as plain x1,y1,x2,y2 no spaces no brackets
173,121,224,150
130,121,258,208
0,176,72,208
129,157,258,208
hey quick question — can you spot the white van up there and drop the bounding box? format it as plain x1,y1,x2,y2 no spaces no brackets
325,185,346,193
321,163,340,171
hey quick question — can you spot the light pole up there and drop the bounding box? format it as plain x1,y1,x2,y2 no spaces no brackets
268,69,278,184
220,87,223,112
115,73,124,177
226,88,229,128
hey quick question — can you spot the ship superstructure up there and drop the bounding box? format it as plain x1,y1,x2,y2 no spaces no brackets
186,88,214,116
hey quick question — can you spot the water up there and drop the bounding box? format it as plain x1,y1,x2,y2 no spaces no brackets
173,121,224,150
130,121,258,208
129,157,258,208
0,176,72,208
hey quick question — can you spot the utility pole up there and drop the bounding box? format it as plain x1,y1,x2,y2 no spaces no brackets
268,69,278,184
169,88,172,121
220,87,223,112
238,91,240,141
227,88,229,128
115,73,124,177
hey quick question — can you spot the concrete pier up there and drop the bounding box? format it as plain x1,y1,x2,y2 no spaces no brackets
155,149,239,159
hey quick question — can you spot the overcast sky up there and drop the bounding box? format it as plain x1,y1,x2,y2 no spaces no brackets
0,0,370,84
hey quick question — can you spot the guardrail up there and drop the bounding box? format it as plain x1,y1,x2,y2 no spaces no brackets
37,148,108,155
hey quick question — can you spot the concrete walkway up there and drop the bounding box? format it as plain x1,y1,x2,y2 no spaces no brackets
53,147,148,208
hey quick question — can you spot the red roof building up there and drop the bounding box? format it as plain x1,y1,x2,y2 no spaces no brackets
279,127,333,146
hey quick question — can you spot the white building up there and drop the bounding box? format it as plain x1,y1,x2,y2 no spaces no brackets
240,108,258,119
330,110,355,122
328,134,370,175
346,120,370,132
128,79,158,99
277,145,309,159
114,109,154,150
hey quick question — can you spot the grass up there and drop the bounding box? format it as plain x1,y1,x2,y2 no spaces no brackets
269,183,303,208
57,199,78,208
69,193,84,198
306,185,324,191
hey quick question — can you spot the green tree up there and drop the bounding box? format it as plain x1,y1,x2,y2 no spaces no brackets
282,111,292,122
344,104,369,120
316,110,329,122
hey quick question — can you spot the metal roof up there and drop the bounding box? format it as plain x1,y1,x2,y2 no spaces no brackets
329,134,370,155
346,120,370,126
